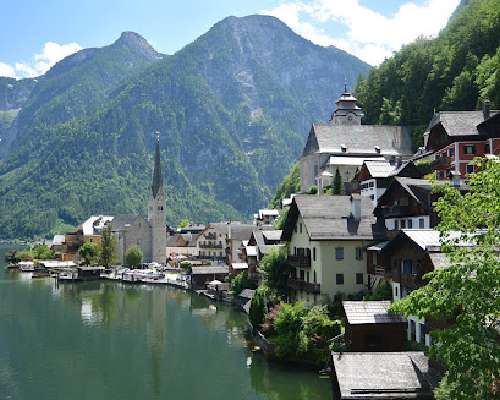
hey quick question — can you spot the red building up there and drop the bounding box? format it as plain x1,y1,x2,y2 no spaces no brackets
425,101,500,180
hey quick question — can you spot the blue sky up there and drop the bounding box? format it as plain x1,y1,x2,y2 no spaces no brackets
0,0,460,78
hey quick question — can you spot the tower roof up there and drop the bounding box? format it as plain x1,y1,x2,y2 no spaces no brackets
152,134,163,197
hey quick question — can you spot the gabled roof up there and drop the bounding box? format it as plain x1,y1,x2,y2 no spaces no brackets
262,230,282,242
281,195,384,241
363,160,396,178
428,110,485,137
229,224,255,241
332,352,438,399
303,123,413,157
343,301,404,325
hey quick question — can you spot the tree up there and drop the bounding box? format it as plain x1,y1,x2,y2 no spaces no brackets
99,224,116,268
333,168,342,194
260,247,291,298
390,159,500,400
78,242,100,267
178,218,189,229
271,302,306,358
125,245,143,268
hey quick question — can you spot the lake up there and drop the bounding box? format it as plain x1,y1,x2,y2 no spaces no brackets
0,246,332,400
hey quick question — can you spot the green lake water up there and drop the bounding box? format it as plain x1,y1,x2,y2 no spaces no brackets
0,246,332,400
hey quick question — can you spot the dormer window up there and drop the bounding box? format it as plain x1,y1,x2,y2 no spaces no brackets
341,144,347,153
374,146,381,154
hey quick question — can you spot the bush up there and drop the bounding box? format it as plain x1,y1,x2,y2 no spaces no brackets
364,282,392,301
231,271,257,295
271,302,306,358
300,305,341,353
180,261,192,274
260,247,290,298
249,286,270,328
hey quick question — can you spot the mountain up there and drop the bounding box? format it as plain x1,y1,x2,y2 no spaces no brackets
0,15,369,239
355,0,500,144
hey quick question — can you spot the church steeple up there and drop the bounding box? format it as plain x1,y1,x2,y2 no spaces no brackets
330,83,364,125
152,131,163,198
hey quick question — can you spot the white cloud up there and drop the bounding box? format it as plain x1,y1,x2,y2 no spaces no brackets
261,0,460,65
0,41,82,79
0,62,16,78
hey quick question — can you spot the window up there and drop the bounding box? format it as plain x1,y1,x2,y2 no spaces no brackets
394,285,398,298
485,143,490,154
395,220,400,230
355,247,363,260
369,194,374,201
306,272,310,283
401,220,406,229
341,144,347,153
300,270,305,280
410,320,417,341
356,273,363,285
419,218,425,229
448,147,454,157
407,219,413,229
335,247,344,260
314,165,318,177
313,247,316,262
313,271,317,283
402,259,413,275
300,223,302,234
336,273,344,284
464,145,476,155
466,164,474,174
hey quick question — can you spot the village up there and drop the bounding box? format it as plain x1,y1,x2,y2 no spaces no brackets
5,86,500,399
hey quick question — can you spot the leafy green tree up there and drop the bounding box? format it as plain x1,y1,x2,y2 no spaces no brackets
99,224,116,268
178,218,189,229
260,247,291,298
125,245,143,268
231,271,257,295
271,302,306,358
273,207,289,230
333,168,342,195
299,305,341,353
390,159,500,400
78,242,100,267
31,244,55,260
179,261,192,274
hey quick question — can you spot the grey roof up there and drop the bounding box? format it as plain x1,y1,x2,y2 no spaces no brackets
151,136,163,198
332,352,437,399
110,214,145,231
306,123,413,156
343,301,404,324
428,252,449,269
253,229,285,254
428,110,485,137
229,224,256,241
190,266,229,275
364,160,397,178
262,230,282,242
283,195,383,241
239,289,255,299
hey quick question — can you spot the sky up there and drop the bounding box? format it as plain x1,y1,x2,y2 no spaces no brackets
0,0,460,79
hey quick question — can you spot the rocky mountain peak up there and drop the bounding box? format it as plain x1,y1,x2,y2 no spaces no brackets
114,31,162,60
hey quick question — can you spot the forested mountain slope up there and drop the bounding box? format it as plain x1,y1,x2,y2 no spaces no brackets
0,15,369,239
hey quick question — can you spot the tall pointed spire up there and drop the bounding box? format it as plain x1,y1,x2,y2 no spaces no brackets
152,131,163,198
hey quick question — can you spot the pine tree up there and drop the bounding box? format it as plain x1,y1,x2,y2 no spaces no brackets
333,168,342,194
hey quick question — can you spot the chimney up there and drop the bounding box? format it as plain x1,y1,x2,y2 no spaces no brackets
350,193,361,220
483,99,491,120
423,131,429,148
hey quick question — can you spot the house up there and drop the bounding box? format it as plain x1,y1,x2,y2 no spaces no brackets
196,224,228,262
165,233,199,259
190,265,229,290
425,102,500,180
281,194,385,304
331,352,438,399
352,159,426,206
228,223,257,264
300,86,413,193
254,209,280,226
343,301,406,352
367,229,458,346
374,177,447,234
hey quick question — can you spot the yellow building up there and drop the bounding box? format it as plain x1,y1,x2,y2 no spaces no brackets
281,194,385,305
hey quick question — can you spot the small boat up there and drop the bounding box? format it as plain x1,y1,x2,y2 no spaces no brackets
18,262,35,272
57,271,79,282
32,271,50,279
5,263,18,270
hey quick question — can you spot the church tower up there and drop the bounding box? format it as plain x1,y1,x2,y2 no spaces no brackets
330,82,364,125
148,133,166,264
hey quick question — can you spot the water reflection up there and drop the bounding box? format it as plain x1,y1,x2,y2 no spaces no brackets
1,261,331,400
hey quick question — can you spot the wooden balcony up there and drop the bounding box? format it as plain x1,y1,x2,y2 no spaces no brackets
287,255,311,269
199,242,223,249
288,278,320,294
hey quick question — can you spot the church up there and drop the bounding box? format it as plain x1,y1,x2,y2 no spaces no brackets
300,86,414,193
112,135,167,265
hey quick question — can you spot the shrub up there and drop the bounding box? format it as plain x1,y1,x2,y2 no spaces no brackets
249,286,270,328
125,245,143,268
271,302,306,358
364,282,392,301
231,271,257,295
